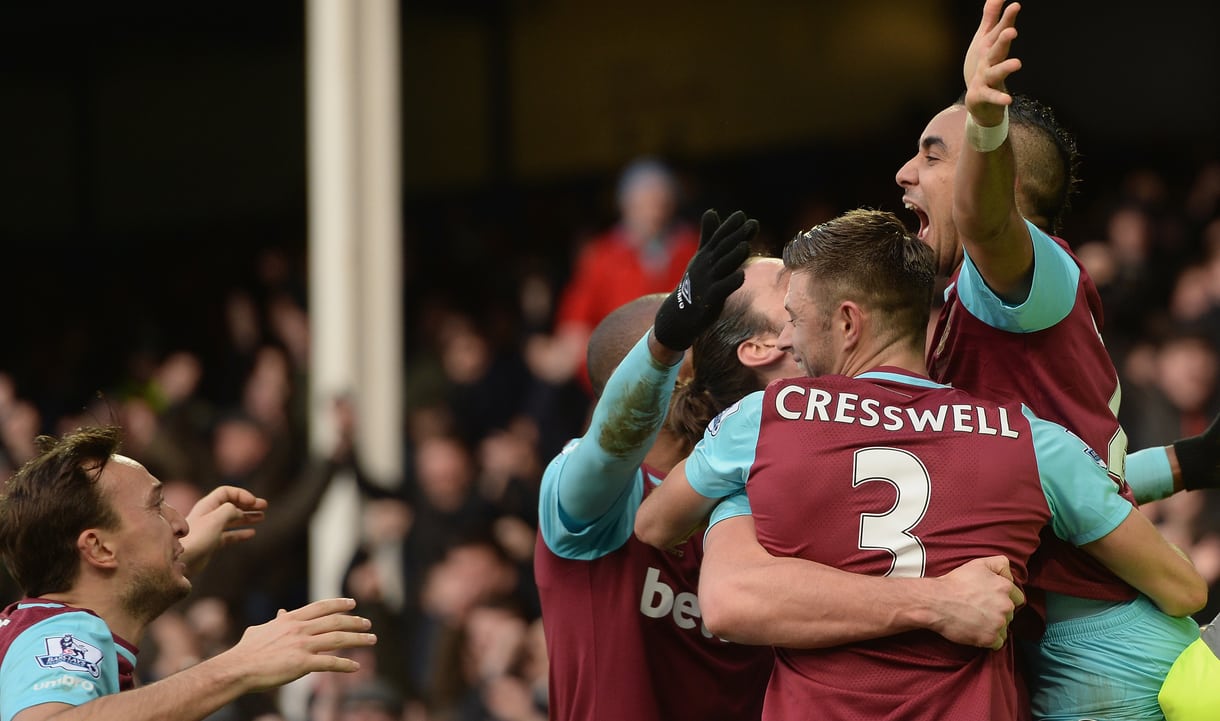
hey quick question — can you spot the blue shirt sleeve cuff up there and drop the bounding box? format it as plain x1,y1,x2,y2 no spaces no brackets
1126,446,1175,503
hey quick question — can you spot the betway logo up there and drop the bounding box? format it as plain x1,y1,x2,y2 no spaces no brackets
639,566,722,640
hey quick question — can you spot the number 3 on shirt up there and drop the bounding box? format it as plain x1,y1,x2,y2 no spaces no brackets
853,447,931,578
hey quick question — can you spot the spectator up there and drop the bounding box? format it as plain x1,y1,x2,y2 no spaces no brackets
525,157,699,394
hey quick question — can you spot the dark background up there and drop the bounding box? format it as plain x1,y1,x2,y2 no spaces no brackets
2,0,1218,421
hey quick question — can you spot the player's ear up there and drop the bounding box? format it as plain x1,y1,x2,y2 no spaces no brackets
78,528,118,570
838,302,863,351
738,335,783,369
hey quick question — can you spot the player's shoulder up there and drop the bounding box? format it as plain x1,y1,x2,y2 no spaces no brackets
4,603,109,637
709,390,765,431
1,603,113,674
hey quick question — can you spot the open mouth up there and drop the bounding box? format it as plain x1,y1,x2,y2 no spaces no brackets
903,200,930,241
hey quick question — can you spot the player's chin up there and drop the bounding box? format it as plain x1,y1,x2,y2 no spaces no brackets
173,565,193,588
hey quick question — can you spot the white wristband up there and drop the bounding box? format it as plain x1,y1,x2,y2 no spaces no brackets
965,107,1009,153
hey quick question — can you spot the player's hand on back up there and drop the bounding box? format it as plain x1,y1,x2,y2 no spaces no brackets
929,555,1024,650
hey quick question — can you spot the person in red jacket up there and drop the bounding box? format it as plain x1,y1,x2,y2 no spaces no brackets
527,157,699,395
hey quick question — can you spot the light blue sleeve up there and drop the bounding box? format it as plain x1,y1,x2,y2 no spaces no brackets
1125,446,1176,504
1024,406,1134,545
537,330,679,560
707,490,753,531
684,392,763,501
0,609,121,721
538,443,646,560
957,219,1080,333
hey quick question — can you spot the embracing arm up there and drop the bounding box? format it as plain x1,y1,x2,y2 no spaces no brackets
955,0,1032,302
698,515,1023,649
1081,508,1207,618
634,458,719,550
1031,410,1208,618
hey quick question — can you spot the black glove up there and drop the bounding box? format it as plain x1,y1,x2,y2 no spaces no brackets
1173,413,1220,491
652,209,755,352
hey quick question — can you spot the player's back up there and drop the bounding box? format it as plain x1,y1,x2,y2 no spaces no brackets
535,466,771,721
928,228,1139,606
747,370,1048,721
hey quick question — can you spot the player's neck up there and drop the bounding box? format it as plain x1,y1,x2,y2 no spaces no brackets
841,343,928,380
44,582,146,643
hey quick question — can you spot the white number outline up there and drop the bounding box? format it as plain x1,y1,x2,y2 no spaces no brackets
853,447,931,578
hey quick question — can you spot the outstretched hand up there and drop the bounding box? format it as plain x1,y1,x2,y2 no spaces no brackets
180,485,268,577
963,0,1022,127
652,209,755,352
218,598,376,693
929,555,1024,650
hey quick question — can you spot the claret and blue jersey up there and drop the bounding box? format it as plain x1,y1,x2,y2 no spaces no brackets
928,219,1199,720
0,600,138,721
534,332,771,721
686,369,1133,721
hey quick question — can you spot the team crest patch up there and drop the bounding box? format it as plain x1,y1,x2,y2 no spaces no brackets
1062,427,1109,470
36,634,102,678
707,401,741,437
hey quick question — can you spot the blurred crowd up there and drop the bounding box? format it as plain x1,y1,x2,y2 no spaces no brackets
2,153,1220,720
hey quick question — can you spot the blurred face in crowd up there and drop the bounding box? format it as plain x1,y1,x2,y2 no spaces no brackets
1158,337,1219,413
415,436,475,512
213,416,270,479
620,169,676,244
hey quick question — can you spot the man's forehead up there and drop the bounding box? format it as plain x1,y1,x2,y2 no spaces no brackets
743,256,786,281
922,106,966,145
769,262,790,288
784,270,811,303
102,454,158,494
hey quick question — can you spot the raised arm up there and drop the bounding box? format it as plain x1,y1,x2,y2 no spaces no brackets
955,0,1031,301
698,514,1024,650
552,331,685,526
554,210,752,526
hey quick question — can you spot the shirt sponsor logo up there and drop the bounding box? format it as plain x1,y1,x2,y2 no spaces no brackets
32,674,96,692
639,566,725,642
36,634,102,678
